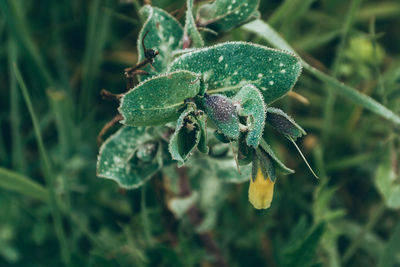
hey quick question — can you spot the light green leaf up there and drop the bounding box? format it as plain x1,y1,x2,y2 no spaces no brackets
137,5,183,81
169,42,302,104
375,153,400,209
259,138,294,174
197,0,259,32
97,126,161,188
198,155,251,183
169,106,201,166
202,94,240,140
0,167,48,202
183,0,204,48
119,71,201,126
233,84,266,148
266,107,306,140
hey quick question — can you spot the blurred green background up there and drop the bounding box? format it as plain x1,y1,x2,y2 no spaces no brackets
1,0,400,266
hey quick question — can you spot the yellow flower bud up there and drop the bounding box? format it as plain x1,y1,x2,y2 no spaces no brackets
248,167,275,209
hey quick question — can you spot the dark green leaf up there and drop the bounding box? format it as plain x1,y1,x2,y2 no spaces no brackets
233,84,266,148
266,107,306,140
137,5,184,81
97,126,161,188
184,0,204,48
197,0,260,32
255,148,276,182
169,42,302,104
214,130,230,143
119,71,201,126
259,138,294,174
168,106,201,166
238,133,253,165
202,94,240,140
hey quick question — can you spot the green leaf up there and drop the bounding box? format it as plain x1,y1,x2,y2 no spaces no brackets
0,167,48,202
119,71,201,126
259,138,294,174
255,149,276,182
168,106,201,166
169,42,302,104
97,126,162,188
238,134,253,165
196,112,209,154
202,94,240,140
242,19,400,126
137,5,184,81
197,0,260,32
266,107,306,140
233,84,266,148
374,153,400,209
183,0,204,48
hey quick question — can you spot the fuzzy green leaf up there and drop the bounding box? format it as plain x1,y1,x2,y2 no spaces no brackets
169,106,201,166
255,148,276,182
202,94,240,140
233,84,266,148
169,42,302,104
197,0,260,32
259,138,294,175
97,126,161,188
119,71,200,126
184,0,204,48
137,5,183,81
266,107,306,140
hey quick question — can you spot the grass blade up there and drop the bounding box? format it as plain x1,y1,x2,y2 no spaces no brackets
0,167,48,202
14,65,71,265
8,37,26,172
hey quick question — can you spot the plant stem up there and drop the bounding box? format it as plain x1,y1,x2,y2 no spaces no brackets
176,166,228,267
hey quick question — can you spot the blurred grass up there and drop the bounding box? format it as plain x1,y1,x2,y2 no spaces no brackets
0,0,400,266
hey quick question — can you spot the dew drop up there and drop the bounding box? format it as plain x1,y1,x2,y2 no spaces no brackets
258,73,263,78
279,63,284,67
269,81,274,86
280,69,286,74
218,56,224,62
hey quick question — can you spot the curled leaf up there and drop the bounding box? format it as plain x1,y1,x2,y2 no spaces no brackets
169,106,201,166
202,94,240,140
233,84,266,148
266,107,306,140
